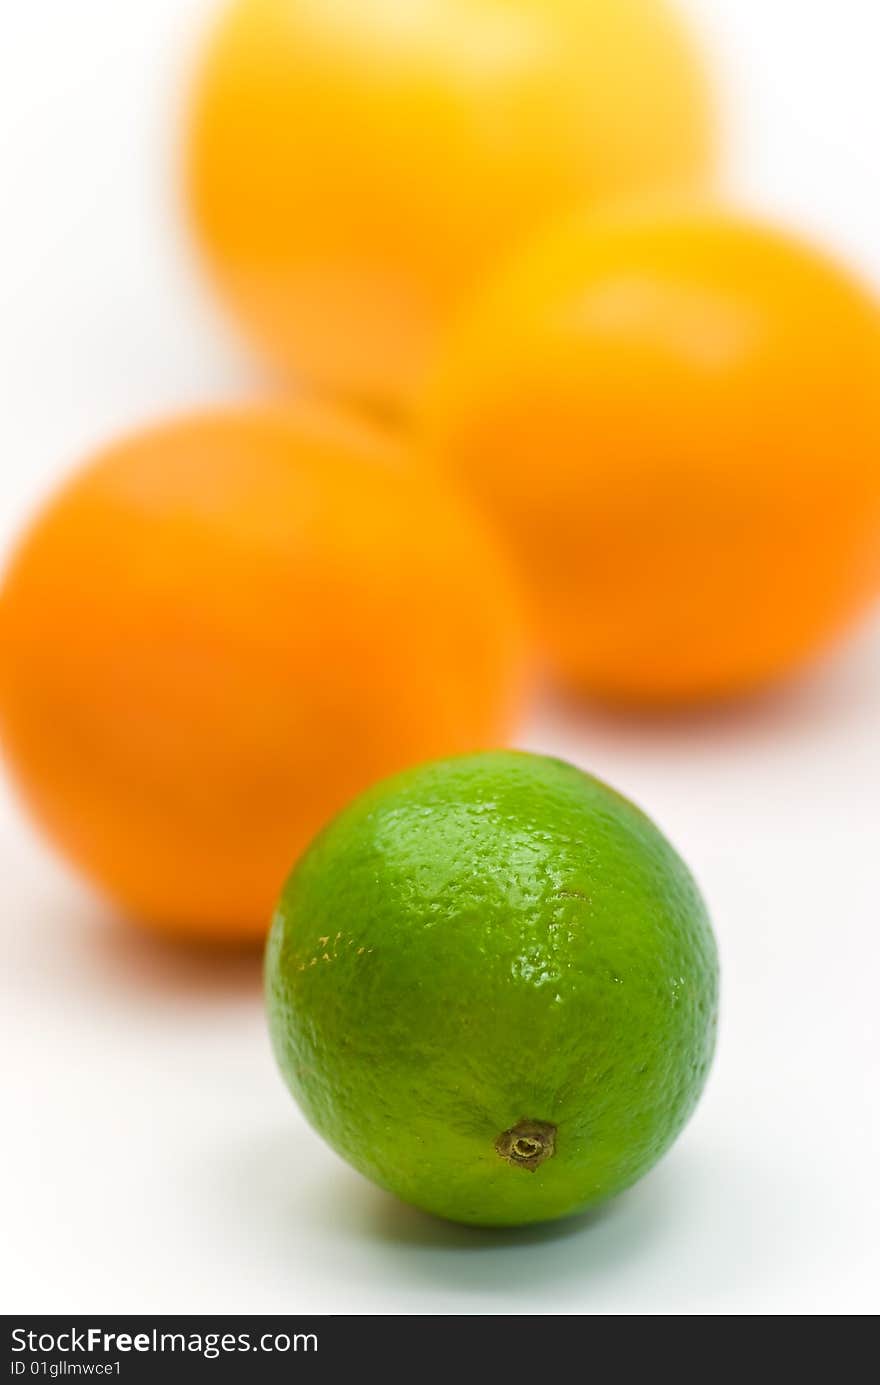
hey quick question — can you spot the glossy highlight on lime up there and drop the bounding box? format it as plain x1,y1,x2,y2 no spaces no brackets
266,750,719,1226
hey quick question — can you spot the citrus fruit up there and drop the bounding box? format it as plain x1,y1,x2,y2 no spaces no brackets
266,750,718,1227
0,406,525,942
186,0,715,410
423,206,880,704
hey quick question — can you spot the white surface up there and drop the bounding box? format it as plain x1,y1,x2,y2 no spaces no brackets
1,0,879,1316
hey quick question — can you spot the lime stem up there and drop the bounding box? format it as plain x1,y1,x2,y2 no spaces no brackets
495,1119,556,1171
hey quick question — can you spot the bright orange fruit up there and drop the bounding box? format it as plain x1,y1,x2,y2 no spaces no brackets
423,207,880,704
185,0,714,410
0,405,526,940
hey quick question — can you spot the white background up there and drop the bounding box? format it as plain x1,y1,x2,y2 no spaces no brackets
1,1,879,1315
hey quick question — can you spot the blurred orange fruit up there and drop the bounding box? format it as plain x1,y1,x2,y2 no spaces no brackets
423,207,880,704
0,405,526,941
186,0,714,410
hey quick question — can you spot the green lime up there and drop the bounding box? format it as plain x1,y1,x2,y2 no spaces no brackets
266,751,718,1227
